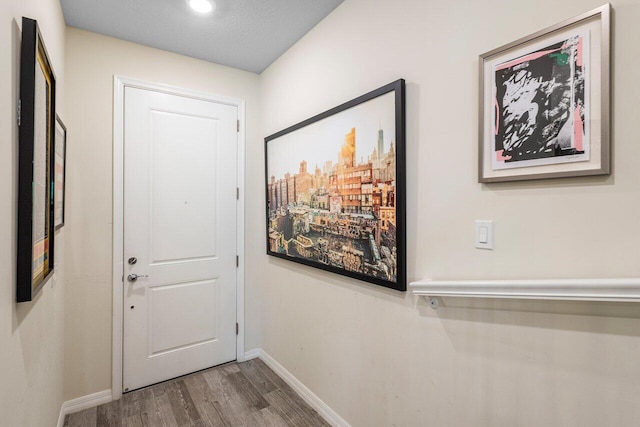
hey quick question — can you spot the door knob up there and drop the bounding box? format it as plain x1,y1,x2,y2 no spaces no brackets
127,273,149,282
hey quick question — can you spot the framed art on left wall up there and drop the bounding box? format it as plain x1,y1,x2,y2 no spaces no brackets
17,17,57,302
54,115,67,230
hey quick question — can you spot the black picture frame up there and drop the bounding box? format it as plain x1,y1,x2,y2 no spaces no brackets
54,115,67,230
264,79,406,291
17,17,57,302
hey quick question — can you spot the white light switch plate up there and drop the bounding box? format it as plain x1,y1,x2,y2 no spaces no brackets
475,220,493,250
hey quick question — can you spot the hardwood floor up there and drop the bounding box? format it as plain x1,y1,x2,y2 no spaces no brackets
65,359,331,427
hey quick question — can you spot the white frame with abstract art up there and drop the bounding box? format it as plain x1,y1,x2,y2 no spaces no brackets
54,115,67,230
479,4,610,183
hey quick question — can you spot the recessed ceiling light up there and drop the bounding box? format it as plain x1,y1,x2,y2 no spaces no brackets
189,0,214,14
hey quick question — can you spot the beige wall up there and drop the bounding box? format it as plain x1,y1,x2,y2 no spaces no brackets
63,28,260,400
2,0,635,424
257,0,640,426
0,0,66,426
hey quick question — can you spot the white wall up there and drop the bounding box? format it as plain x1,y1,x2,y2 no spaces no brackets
63,28,261,400
0,1,67,425
256,0,640,425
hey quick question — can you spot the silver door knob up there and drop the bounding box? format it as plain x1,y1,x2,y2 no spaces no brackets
127,273,149,282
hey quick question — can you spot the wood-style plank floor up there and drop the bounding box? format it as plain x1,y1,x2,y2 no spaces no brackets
64,359,331,427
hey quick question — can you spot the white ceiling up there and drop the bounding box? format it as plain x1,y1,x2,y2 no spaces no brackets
60,0,344,73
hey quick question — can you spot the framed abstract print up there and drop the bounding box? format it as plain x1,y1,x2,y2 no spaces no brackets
479,4,610,182
54,115,67,230
265,79,406,291
17,17,57,302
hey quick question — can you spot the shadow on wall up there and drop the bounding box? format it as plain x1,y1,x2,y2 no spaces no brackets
414,295,640,383
479,173,613,193
416,295,640,336
405,82,421,286
267,255,408,303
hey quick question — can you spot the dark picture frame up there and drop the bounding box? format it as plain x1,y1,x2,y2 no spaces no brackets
54,115,67,230
478,4,610,183
265,79,406,291
17,17,57,302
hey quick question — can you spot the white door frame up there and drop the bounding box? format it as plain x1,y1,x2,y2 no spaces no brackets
112,75,246,400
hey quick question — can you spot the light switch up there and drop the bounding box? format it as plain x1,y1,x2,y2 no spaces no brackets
475,220,493,250
478,226,489,243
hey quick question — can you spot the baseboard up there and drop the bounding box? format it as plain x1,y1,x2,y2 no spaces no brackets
243,348,261,361
57,389,113,427
245,349,350,427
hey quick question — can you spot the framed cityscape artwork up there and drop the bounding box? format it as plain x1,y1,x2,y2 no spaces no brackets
54,115,67,230
479,4,610,182
265,79,406,291
17,17,57,302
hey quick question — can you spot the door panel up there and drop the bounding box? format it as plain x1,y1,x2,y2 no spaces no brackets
123,87,237,392
150,110,218,263
149,279,219,356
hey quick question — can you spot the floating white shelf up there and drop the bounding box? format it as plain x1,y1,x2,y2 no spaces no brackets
409,278,640,307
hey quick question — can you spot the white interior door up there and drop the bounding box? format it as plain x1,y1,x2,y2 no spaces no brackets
123,87,238,392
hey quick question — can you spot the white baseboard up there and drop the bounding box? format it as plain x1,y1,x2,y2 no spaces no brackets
245,348,350,427
57,389,113,427
243,348,261,361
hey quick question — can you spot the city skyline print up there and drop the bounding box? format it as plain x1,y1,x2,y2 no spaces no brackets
265,80,406,291
492,31,590,170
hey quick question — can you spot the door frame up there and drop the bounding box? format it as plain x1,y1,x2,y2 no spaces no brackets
111,75,246,399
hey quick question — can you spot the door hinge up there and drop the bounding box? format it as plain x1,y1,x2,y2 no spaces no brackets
236,187,239,200
17,99,21,127
236,323,239,335
237,120,240,132
236,255,239,267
